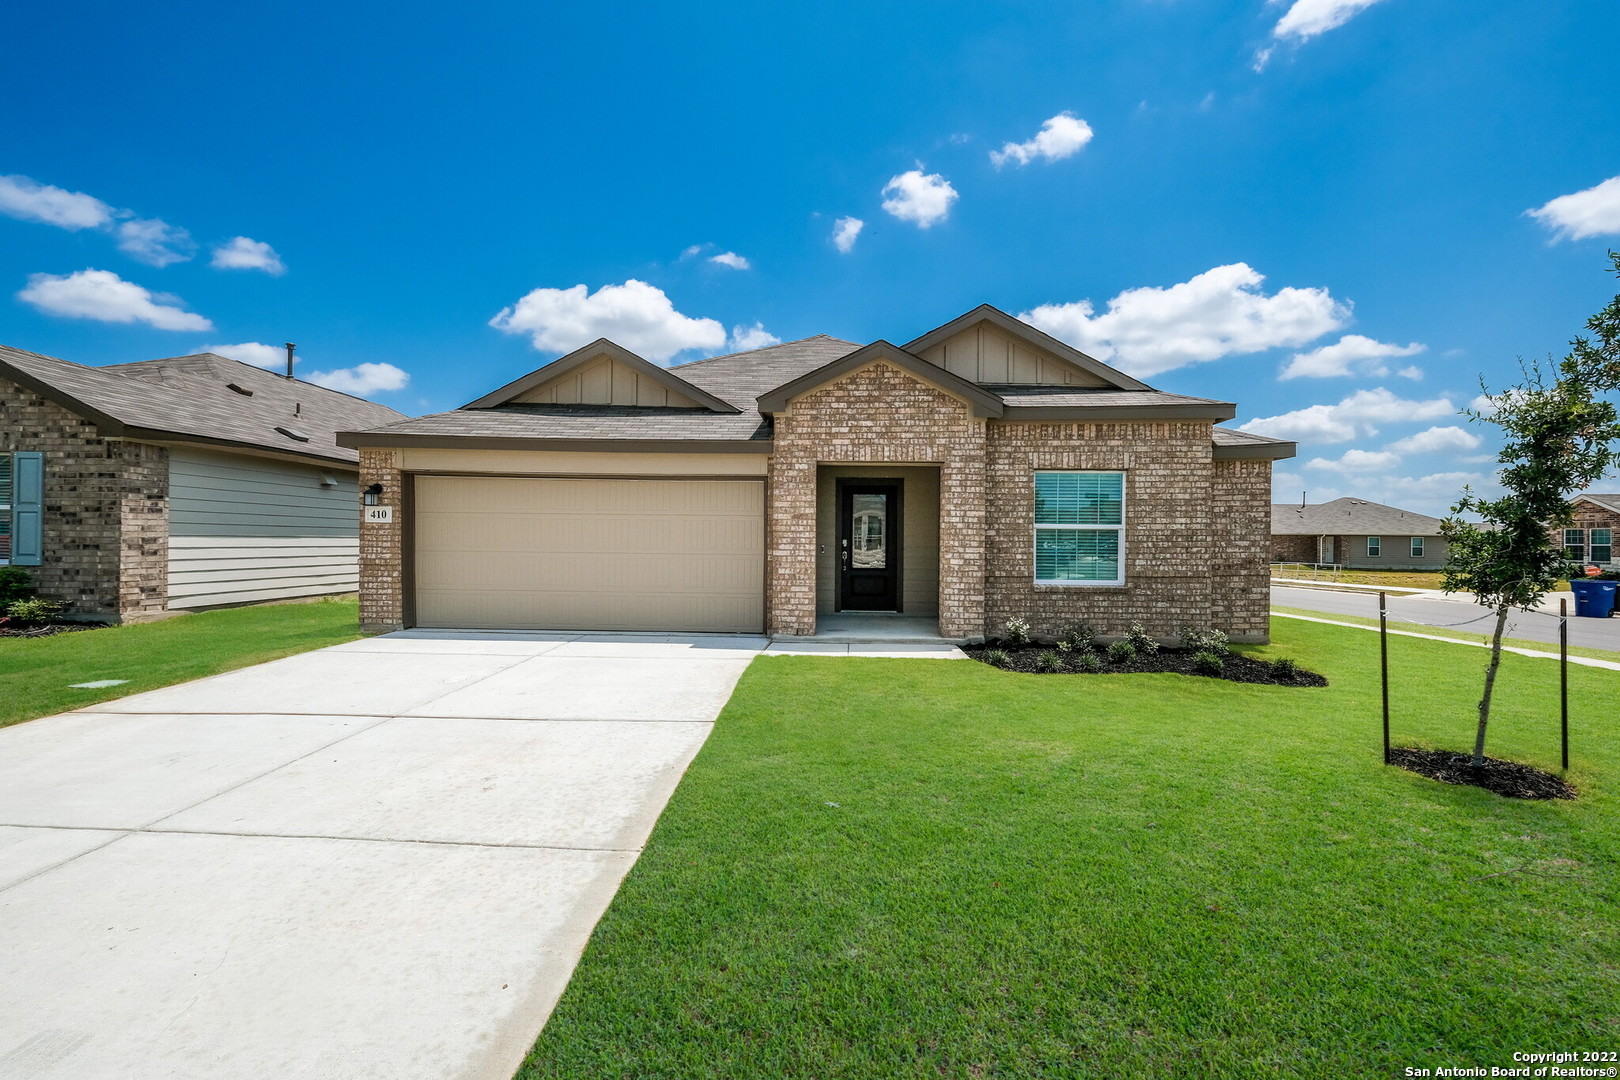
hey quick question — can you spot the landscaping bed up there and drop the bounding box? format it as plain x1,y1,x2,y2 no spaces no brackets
0,621,99,639
1389,747,1578,800
962,642,1327,685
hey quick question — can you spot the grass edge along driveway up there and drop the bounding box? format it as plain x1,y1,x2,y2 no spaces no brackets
520,618,1617,1080
0,597,364,728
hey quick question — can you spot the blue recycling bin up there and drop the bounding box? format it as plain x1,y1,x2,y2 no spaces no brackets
1570,578,1617,618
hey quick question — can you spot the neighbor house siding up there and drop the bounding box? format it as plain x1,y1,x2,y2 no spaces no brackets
167,447,359,609
1338,534,1447,570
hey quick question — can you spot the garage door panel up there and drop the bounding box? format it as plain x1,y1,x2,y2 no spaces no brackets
412,476,764,632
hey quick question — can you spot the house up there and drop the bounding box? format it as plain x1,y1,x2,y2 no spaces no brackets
1553,493,1619,570
338,306,1296,642
0,345,406,621
1271,497,1448,569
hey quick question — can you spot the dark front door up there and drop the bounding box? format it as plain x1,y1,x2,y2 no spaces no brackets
838,480,901,611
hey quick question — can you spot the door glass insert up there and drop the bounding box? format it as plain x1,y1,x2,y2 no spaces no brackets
850,493,887,568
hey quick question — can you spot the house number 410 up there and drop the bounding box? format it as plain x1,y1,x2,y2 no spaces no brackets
364,506,394,524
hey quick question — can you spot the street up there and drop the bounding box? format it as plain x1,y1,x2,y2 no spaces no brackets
1270,585,1620,653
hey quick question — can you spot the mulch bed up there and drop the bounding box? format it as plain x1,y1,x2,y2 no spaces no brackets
962,644,1327,686
0,621,100,639
1389,747,1577,800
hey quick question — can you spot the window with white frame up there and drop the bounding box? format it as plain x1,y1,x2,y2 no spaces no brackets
1564,528,1586,560
1591,528,1613,563
1410,536,1424,558
1366,536,1381,557
1034,471,1125,585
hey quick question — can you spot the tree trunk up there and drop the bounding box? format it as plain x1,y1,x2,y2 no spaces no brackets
1473,605,1511,770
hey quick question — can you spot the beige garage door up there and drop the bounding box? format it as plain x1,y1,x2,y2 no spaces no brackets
412,475,764,632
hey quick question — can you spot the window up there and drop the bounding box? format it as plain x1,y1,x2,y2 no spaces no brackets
1034,471,1124,585
0,452,44,567
1366,536,1381,557
1564,528,1586,560
1410,536,1424,558
1592,528,1613,564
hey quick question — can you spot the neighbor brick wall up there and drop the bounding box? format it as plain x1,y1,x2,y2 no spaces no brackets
0,375,169,621
1551,502,1620,568
985,420,1240,642
767,361,987,637
1209,458,1272,641
358,447,405,632
1270,534,1318,563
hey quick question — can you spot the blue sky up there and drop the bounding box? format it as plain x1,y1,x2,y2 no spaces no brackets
4,0,1618,514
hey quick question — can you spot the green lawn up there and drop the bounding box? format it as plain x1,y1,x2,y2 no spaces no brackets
521,619,1618,1079
0,597,363,728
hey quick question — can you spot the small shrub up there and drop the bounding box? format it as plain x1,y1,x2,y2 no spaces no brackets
1178,626,1230,655
1059,621,1097,650
1003,617,1032,647
982,648,1011,668
1036,649,1063,673
1055,640,1073,654
1124,622,1160,655
7,597,65,622
1271,657,1300,680
0,567,34,609
1075,651,1104,673
1192,650,1225,676
1106,640,1137,664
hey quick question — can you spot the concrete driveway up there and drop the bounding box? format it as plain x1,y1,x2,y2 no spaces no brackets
0,629,763,1080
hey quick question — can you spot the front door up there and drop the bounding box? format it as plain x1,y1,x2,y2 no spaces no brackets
838,480,901,611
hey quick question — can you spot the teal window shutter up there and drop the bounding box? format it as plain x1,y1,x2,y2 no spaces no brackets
10,452,44,566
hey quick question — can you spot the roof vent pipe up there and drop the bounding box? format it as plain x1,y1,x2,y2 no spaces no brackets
284,342,296,379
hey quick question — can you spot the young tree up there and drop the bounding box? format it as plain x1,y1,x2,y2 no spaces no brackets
1442,252,1620,770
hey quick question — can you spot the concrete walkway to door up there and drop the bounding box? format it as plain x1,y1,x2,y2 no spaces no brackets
0,629,763,1080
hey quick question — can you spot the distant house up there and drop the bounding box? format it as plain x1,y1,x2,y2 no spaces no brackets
1552,493,1619,571
0,345,406,622
1271,497,1448,570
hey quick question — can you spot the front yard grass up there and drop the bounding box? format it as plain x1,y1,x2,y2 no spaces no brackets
0,597,363,728
521,619,1617,1079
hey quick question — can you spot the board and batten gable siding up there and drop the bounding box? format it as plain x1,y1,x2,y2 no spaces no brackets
166,448,359,609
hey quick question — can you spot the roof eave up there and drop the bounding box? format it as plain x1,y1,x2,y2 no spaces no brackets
1000,402,1237,422
0,355,127,436
335,432,773,454
122,427,360,467
1213,440,1296,461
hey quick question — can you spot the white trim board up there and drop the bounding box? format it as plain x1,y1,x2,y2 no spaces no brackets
1270,611,1620,672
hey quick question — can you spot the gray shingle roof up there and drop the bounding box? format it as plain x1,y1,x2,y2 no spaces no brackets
1214,427,1290,448
990,385,1235,410
0,344,406,466
1574,493,1620,514
1272,497,1446,536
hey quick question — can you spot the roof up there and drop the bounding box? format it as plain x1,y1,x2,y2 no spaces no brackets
1573,493,1620,514
337,317,1283,456
0,344,406,467
1272,497,1446,536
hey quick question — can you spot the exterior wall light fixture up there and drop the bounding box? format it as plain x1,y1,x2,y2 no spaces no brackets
363,483,384,506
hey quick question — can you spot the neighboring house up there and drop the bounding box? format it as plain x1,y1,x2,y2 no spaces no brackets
340,306,1294,642
1553,493,1620,570
1271,497,1448,570
0,345,405,621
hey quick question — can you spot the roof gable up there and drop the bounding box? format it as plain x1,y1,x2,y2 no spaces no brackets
465,339,739,413
902,305,1151,391
1573,493,1620,515
755,340,1005,417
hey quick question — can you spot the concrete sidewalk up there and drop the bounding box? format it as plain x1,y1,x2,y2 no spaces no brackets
0,630,762,1080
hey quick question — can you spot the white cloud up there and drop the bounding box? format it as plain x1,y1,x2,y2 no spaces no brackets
1020,263,1350,377
114,217,195,267
729,322,781,351
201,341,288,369
709,251,750,270
18,269,212,331
1307,448,1400,473
831,216,864,253
211,236,286,274
881,169,958,228
489,279,727,363
0,174,114,230
1279,334,1425,379
1386,425,1481,455
1271,0,1385,42
307,362,409,396
1526,176,1620,242
680,244,707,260
990,112,1094,168
1396,365,1423,380
1238,388,1456,443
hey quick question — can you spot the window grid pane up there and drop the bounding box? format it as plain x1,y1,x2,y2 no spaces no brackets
1036,528,1120,582
1592,528,1612,562
1034,472,1123,526
1410,537,1424,557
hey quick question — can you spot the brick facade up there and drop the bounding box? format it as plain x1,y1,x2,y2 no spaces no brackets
1553,500,1620,568
1270,533,1319,563
357,447,406,632
0,375,168,621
